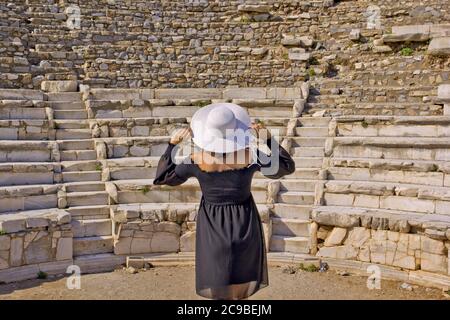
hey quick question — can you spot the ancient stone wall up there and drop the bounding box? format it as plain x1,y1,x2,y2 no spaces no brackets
1,0,449,89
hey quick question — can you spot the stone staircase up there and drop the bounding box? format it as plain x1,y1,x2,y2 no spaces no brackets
270,117,329,253
51,92,113,261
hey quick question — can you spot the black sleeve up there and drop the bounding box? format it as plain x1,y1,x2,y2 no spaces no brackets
153,143,194,186
257,137,296,179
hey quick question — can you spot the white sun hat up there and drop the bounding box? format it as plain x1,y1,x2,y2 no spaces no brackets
190,103,253,153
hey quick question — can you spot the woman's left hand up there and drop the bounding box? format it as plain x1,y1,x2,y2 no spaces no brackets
251,121,271,140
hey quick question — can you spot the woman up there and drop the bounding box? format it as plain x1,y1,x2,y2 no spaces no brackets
154,103,295,300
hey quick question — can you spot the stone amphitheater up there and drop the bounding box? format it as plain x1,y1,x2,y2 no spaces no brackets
0,0,450,291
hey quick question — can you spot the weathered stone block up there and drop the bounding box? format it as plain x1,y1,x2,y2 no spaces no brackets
24,234,51,264
421,252,448,274
222,88,267,100
380,196,434,213
114,237,132,255
421,237,445,255
130,238,151,254
151,232,179,253
237,4,271,13
56,238,72,261
324,227,347,247
383,25,431,42
428,37,450,56
267,87,302,100
0,251,8,270
438,84,450,101
10,237,23,267
0,235,11,250
155,88,221,100
0,217,26,233
288,48,310,61
41,81,78,92
180,231,196,252
317,245,358,260
345,227,371,248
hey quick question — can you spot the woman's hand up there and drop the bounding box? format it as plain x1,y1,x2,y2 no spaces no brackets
251,121,271,140
170,127,191,145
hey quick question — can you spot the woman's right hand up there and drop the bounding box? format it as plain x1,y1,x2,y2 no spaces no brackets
170,127,191,145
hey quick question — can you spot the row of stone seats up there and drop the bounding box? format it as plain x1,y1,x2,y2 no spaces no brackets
312,112,450,276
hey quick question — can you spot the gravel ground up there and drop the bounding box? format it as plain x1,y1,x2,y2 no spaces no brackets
0,265,448,300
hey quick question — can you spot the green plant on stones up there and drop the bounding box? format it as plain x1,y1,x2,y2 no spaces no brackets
308,56,320,65
298,263,319,272
308,67,316,77
282,52,289,60
361,120,369,128
95,163,103,171
0,230,6,235
400,47,414,56
193,100,210,108
240,15,250,23
37,271,48,279
140,186,150,194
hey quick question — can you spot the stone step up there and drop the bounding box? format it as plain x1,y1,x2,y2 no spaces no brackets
109,166,156,181
61,160,101,172
66,191,109,207
60,150,97,161
291,137,326,147
288,168,322,180
279,179,316,192
65,181,105,193
73,253,125,274
54,119,89,129
272,217,310,237
45,92,82,102
0,89,44,101
53,110,88,120
46,101,84,110
58,139,94,150
298,117,331,127
0,186,57,213
0,106,47,120
0,166,54,186
292,146,324,157
56,129,92,140
71,218,112,238
295,127,328,137
272,204,311,220
66,204,110,220
62,171,102,183
334,136,450,145
278,191,315,205
269,235,310,254
305,103,442,117
293,157,323,168
73,235,114,256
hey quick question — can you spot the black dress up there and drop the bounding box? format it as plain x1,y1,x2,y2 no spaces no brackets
153,137,295,300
